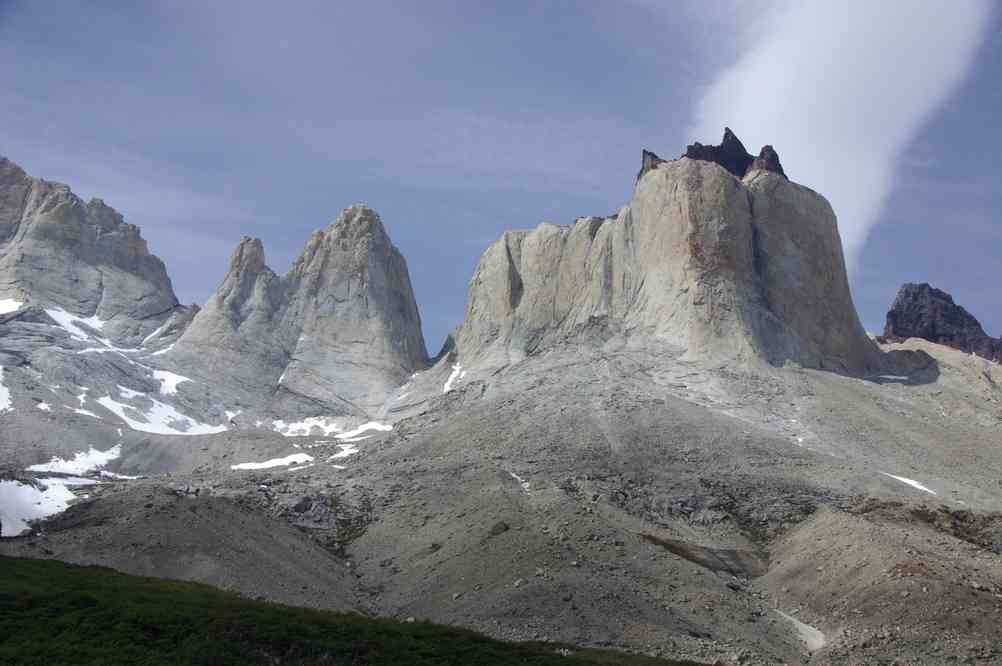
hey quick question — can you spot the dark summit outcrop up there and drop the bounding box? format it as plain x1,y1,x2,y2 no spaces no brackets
881,283,1001,363
681,128,787,180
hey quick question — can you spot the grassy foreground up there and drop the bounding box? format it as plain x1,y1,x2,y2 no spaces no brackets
0,556,698,665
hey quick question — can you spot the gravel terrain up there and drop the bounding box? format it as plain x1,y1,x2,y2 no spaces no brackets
4,337,1001,664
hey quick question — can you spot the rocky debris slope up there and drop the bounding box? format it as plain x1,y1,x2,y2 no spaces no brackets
0,156,186,345
453,129,879,378
880,282,1001,364
170,204,427,418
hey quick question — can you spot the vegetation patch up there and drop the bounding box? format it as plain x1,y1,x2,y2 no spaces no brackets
0,555,699,665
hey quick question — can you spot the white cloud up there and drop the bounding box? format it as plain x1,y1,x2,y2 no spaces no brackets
690,1,991,270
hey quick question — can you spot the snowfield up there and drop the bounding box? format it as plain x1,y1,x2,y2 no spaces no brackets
152,370,191,395
0,479,77,537
0,298,23,314
45,307,107,343
271,418,392,439
443,364,466,393
27,444,122,475
231,453,315,470
97,393,227,436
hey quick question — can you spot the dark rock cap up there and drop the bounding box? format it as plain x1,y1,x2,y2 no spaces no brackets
683,128,787,180
636,128,789,183
683,127,754,179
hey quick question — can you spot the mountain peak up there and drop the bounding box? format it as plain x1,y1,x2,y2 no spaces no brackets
680,128,787,180
229,236,268,274
459,131,874,374
0,154,178,343
881,283,1000,362
329,203,387,239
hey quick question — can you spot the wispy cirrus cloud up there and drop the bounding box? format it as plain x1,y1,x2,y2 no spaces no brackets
689,1,992,270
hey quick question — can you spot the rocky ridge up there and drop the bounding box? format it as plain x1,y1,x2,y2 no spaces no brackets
0,157,185,345
880,282,1001,364
170,203,427,418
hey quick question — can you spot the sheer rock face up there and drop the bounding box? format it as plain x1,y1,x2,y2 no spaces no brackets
882,283,1002,363
0,157,182,343
456,131,878,375
173,204,427,415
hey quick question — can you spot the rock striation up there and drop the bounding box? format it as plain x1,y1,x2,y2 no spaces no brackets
881,283,1001,363
456,129,878,375
172,204,427,416
0,156,183,344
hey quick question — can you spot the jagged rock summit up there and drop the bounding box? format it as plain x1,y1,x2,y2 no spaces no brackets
638,127,786,182
171,203,427,417
881,283,1001,363
0,156,183,344
455,128,878,376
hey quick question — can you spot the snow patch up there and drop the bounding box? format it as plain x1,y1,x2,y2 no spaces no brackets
36,402,51,412
45,307,106,342
150,343,175,356
0,366,11,413
329,443,360,460
0,480,77,537
443,364,463,393
231,453,314,471
27,444,122,475
0,298,23,314
336,421,392,440
141,320,171,345
880,472,937,496
71,408,101,419
225,409,242,421
0,298,23,315
97,394,227,436
152,370,191,395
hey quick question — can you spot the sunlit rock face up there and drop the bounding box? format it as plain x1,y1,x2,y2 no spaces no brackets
172,204,427,416
0,156,182,345
456,130,880,375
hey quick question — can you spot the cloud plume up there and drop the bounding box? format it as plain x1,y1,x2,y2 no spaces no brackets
691,1,991,270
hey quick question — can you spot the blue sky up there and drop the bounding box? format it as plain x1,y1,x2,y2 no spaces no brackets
1,1,998,352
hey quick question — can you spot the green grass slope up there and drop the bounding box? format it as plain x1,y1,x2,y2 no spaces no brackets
0,556,700,665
